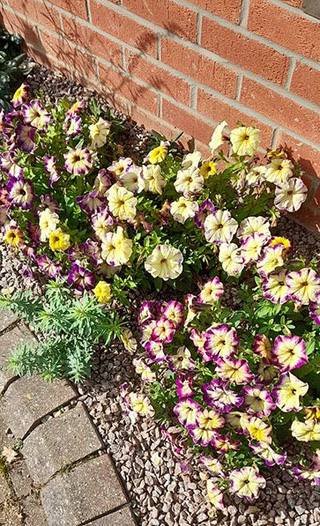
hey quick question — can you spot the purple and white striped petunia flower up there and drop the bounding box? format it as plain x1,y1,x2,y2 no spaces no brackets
253,334,272,364
309,302,320,326
0,152,24,178
287,268,320,305
174,399,201,427
67,263,95,291
138,301,156,325
22,100,50,129
7,176,35,210
194,199,215,228
243,385,276,418
262,270,290,305
216,357,253,385
11,83,29,107
293,451,320,486
76,190,105,215
200,457,224,477
211,433,240,454
241,232,267,264
16,123,37,153
274,177,307,213
64,148,92,176
176,377,194,399
151,316,175,344
203,324,239,361
272,334,307,372
163,301,184,328
64,115,82,136
273,372,309,413
197,277,224,304
257,245,284,278
202,378,244,412
229,466,266,501
36,254,62,278
250,442,287,467
144,340,166,362
45,156,60,187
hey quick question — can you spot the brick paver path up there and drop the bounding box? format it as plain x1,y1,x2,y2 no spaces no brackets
0,310,137,526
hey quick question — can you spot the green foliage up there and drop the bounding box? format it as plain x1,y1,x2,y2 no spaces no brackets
0,27,32,111
0,281,126,382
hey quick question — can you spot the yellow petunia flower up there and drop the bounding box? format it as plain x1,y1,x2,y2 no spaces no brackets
148,143,168,164
200,161,217,179
49,229,70,252
94,281,111,304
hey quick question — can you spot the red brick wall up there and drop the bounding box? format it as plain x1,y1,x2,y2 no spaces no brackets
1,0,320,232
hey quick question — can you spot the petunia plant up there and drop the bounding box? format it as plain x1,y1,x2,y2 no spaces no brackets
125,248,320,512
0,84,308,302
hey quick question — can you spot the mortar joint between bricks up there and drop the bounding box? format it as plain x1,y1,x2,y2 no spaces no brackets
240,0,250,27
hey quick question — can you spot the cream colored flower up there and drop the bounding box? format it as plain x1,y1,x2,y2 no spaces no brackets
142,164,166,194
219,243,244,276
209,121,228,153
145,244,183,281
204,210,238,244
237,216,271,241
274,178,307,213
174,167,203,197
106,183,137,220
119,166,143,193
181,151,202,170
170,197,199,224
101,226,133,266
265,159,293,184
230,126,261,157
39,208,59,242
89,117,111,148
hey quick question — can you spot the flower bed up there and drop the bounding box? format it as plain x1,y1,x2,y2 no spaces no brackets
1,79,320,519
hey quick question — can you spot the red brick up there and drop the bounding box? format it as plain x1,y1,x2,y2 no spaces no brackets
0,8,40,48
276,130,320,179
201,17,289,86
28,45,72,77
161,38,238,99
248,0,320,62
90,0,157,58
47,0,87,19
62,16,122,66
8,0,60,31
162,99,215,146
312,183,320,208
130,106,177,141
125,50,191,105
291,62,320,107
240,77,320,146
123,0,197,42
197,89,274,145
37,30,96,79
98,62,159,115
292,205,320,234
188,0,242,24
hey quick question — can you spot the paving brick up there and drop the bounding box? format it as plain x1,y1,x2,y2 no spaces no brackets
0,475,10,505
0,308,18,334
23,494,48,526
41,454,127,526
23,403,102,484
0,376,77,438
86,507,137,526
10,460,33,499
0,325,34,394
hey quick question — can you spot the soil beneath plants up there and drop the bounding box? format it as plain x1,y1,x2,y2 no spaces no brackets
1,62,320,526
